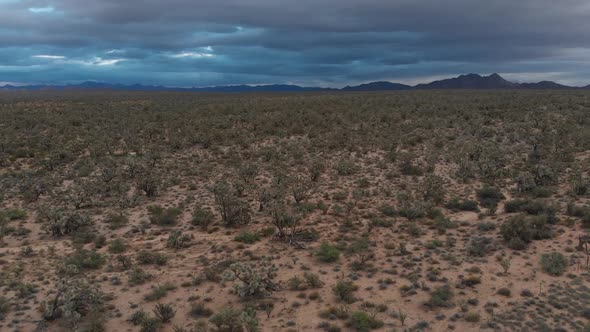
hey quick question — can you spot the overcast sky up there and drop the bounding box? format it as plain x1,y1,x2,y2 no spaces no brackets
1,0,590,87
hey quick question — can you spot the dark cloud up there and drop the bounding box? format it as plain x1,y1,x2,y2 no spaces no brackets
1,0,590,86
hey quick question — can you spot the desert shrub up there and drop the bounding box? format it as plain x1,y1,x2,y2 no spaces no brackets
128,268,152,286
445,198,479,212
347,311,384,332
465,312,481,322
540,252,568,276
493,215,539,246
435,216,457,232
148,205,182,226
335,160,359,176
234,231,261,244
504,199,529,213
420,174,446,204
467,236,494,257
222,260,280,298
166,230,193,249
129,309,148,325
212,181,251,227
137,175,159,197
153,303,176,323
462,275,481,287
191,206,214,229
43,278,105,324
209,307,259,332
333,280,358,303
476,186,504,209
190,302,213,318
370,218,394,228
38,208,93,237
103,212,128,229
378,204,397,217
139,316,161,332
400,160,423,176
428,284,454,308
0,296,10,320
317,242,340,263
287,275,306,291
64,249,106,272
290,176,313,204
144,283,176,302
136,250,167,266
477,222,496,232
2,208,27,220
108,238,128,253
304,272,325,288
496,288,511,296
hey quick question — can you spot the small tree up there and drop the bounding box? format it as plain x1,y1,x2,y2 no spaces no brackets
212,181,251,227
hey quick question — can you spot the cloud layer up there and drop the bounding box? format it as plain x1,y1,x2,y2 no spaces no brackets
1,0,590,86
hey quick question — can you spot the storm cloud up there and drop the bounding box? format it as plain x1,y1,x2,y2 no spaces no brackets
1,0,590,86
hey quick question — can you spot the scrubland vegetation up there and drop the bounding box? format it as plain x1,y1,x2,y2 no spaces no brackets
0,90,589,331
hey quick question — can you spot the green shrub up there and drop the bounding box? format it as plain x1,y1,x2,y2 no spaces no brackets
347,311,384,331
108,238,128,253
153,303,176,323
65,249,105,271
540,252,568,276
504,199,529,213
335,160,359,176
104,212,128,229
3,208,27,220
0,296,10,320
209,307,259,332
139,316,161,332
144,283,176,301
191,206,214,229
212,181,251,227
465,312,481,322
128,268,152,285
190,302,213,318
445,198,479,212
136,250,167,265
317,242,340,263
166,229,193,249
333,280,358,303
496,287,511,296
476,187,504,209
428,284,454,308
148,205,182,226
378,204,397,217
234,231,261,244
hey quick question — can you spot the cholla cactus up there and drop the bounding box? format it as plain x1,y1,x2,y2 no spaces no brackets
44,277,104,327
222,260,281,298
37,207,92,237
166,229,193,249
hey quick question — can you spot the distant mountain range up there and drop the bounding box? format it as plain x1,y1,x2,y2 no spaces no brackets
1,73,588,92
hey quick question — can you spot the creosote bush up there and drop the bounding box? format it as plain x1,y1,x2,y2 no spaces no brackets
317,242,340,263
148,205,182,226
540,252,568,276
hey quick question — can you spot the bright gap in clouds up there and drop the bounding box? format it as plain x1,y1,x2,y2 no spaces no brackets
33,55,65,59
28,7,55,13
